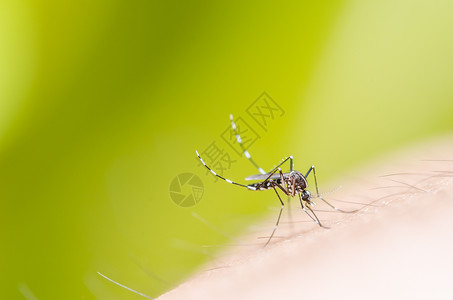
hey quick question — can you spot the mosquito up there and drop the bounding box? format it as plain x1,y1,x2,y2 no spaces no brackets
196,114,356,246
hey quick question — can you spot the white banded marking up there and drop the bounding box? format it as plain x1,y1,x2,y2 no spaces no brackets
196,150,207,165
229,114,237,130
229,114,268,176
197,149,253,190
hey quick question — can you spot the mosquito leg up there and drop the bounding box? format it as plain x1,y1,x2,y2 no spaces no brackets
269,155,294,232
306,203,330,229
196,150,257,191
270,156,293,227
229,114,266,175
286,159,294,230
300,199,316,223
269,166,293,232
266,168,290,196
264,187,285,247
299,194,329,229
268,156,294,174
299,193,316,222
287,194,293,232
256,167,287,190
278,168,287,191
305,165,319,196
255,167,286,190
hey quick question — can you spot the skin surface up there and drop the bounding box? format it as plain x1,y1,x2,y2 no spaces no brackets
158,134,453,300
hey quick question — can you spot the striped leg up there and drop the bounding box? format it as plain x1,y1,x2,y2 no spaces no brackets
305,165,319,196
268,156,294,232
264,186,284,247
269,156,294,174
230,114,266,175
255,167,289,195
255,168,291,247
196,150,257,191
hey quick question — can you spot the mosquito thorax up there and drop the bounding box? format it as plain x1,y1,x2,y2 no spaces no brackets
289,170,308,190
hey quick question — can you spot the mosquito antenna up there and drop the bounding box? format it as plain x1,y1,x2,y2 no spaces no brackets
306,204,330,229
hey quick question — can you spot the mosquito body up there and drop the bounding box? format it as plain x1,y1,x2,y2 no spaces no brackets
196,114,354,246
246,170,310,198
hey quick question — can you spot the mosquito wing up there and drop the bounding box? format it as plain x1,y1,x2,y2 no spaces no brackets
245,173,290,181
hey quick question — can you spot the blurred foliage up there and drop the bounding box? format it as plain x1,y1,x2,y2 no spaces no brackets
1,0,452,299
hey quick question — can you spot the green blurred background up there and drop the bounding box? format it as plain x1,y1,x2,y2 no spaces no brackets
2,0,453,299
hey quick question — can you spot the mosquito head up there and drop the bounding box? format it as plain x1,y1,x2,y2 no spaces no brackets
301,190,311,201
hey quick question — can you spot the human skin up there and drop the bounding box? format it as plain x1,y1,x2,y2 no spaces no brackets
158,135,453,300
